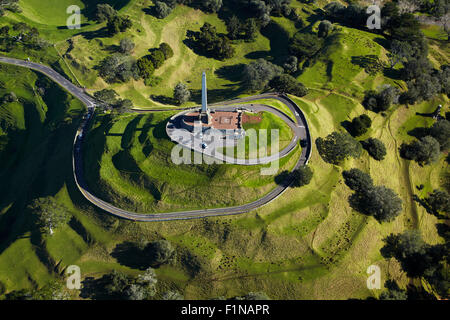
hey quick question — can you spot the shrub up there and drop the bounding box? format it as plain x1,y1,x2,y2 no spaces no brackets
149,49,166,69
425,189,450,216
137,56,155,79
145,240,175,266
144,76,162,87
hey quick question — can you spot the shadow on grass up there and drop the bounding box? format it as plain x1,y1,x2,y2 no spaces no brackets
111,241,150,270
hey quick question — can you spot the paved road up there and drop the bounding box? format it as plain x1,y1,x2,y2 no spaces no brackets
0,56,312,222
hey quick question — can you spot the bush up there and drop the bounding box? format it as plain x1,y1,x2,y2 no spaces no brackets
316,131,362,165
107,15,132,36
291,166,313,187
144,76,162,87
361,138,387,160
137,56,155,79
190,23,235,60
148,49,166,69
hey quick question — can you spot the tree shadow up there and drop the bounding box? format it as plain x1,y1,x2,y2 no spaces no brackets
111,241,150,270
215,64,245,83
407,127,430,140
274,170,292,187
74,27,110,40
150,95,177,106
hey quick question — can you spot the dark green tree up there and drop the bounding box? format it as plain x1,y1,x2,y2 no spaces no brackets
174,82,191,104
95,4,117,23
289,32,323,61
291,165,313,187
425,189,450,217
361,138,387,161
400,136,441,165
342,168,374,193
268,74,308,97
316,131,363,165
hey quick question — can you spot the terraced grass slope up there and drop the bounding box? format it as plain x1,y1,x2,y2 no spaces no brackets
82,111,300,213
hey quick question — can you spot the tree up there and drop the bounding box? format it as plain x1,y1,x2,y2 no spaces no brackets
283,55,298,74
243,18,258,41
29,198,71,235
203,0,223,13
94,89,118,104
227,15,242,40
145,240,175,266
388,40,412,68
291,165,313,187
400,136,441,165
242,58,283,91
381,230,445,278
107,15,132,36
289,32,323,61
379,280,408,300
95,4,117,23
316,131,362,165
162,291,184,300
174,82,191,104
342,168,373,193
349,114,371,137
362,86,399,113
429,120,450,151
137,56,155,79
361,138,387,161
159,42,174,59
425,190,450,216
268,74,308,97
119,38,135,54
318,20,332,38
349,185,403,222
154,1,172,19
191,23,236,60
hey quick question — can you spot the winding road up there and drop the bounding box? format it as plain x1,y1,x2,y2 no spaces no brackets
0,56,312,222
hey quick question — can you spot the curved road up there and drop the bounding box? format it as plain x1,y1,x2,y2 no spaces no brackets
0,56,312,222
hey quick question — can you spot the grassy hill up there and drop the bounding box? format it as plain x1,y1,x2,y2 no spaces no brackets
0,0,448,299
